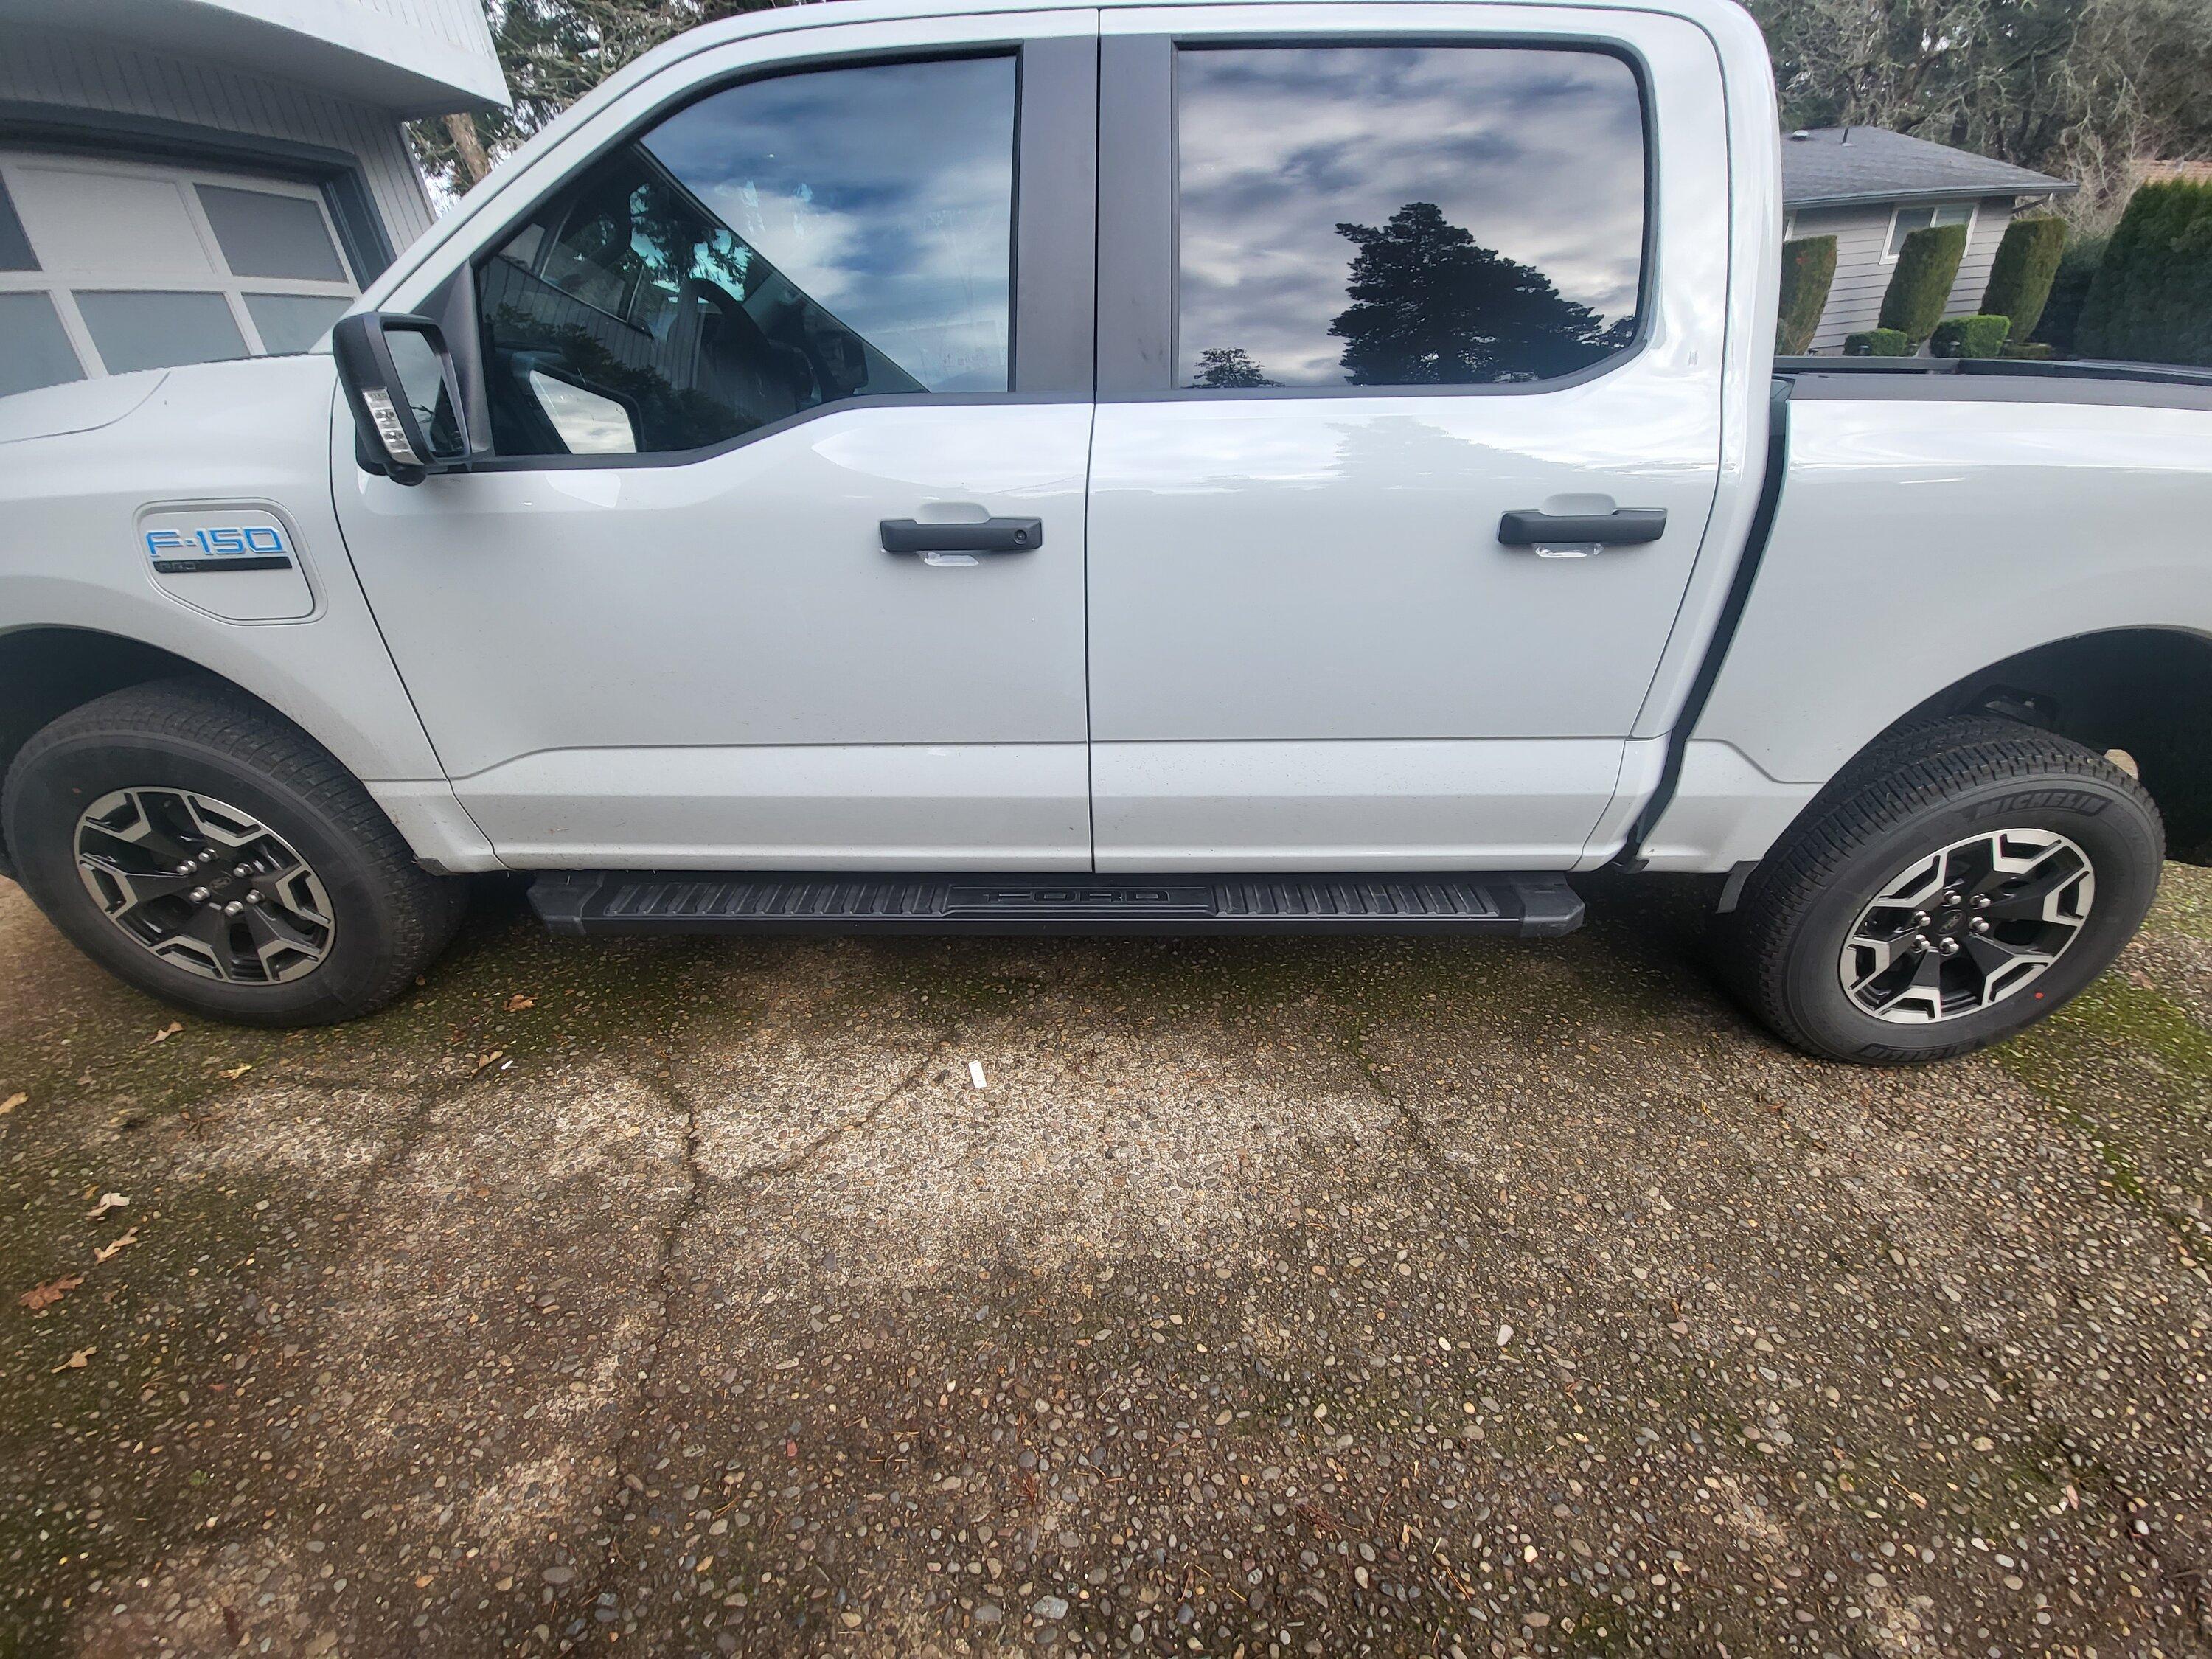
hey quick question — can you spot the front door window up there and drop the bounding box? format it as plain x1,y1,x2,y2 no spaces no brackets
476,54,1018,458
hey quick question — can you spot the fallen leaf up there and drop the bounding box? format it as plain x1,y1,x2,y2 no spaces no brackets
219,1064,254,1080
472,1050,505,1074
94,1228,140,1263
52,1345,96,1373
88,1192,130,1219
150,1021,183,1043
20,1275,84,1312
0,1091,24,1115
504,994,535,1012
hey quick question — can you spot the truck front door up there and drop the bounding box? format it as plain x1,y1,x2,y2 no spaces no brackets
1085,5,1736,870
332,17,1099,869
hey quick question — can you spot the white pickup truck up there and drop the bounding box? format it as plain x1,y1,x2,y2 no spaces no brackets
3,0,2208,1063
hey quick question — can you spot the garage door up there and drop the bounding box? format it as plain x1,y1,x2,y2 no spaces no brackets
0,150,360,397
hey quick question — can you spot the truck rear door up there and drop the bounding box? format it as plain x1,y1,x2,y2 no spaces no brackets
1085,4,1733,869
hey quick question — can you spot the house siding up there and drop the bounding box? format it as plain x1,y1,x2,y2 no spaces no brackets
1791,195,2017,351
0,21,436,251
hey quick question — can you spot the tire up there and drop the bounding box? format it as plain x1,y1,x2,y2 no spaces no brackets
1721,716,2163,1064
3,677,467,1026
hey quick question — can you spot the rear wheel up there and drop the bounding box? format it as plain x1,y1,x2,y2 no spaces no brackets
4,678,467,1026
1722,717,2163,1063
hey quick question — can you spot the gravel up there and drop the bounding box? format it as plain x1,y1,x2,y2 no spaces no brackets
2,867,2209,1657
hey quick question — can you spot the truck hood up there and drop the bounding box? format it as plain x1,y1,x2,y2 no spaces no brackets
0,369,169,445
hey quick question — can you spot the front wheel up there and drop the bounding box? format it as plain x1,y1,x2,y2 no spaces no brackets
1722,717,2163,1064
4,678,467,1026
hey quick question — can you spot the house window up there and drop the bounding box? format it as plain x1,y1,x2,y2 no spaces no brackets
0,151,359,397
1885,201,1974,260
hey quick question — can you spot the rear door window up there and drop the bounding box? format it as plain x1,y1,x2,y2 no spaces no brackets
476,54,1017,458
1174,45,1646,389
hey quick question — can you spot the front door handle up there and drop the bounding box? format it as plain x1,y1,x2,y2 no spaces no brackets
880,517,1043,557
1498,507,1667,555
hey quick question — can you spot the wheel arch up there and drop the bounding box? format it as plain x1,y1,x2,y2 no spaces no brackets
1884,625,2212,863
0,627,360,879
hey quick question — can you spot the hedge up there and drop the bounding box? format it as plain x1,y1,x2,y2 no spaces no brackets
1931,314,2011,358
1983,217,2067,342
1775,234,1838,355
2077,179,2212,366
2034,233,2107,352
1844,328,1915,356
1878,223,1970,341
2002,341,2055,360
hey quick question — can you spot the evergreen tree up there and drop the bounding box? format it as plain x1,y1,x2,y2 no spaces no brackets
1327,202,1625,385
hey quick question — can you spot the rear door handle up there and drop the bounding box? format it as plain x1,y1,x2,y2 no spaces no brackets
1498,508,1667,555
880,517,1043,557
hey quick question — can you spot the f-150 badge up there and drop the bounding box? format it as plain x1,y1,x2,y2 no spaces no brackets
142,512,294,574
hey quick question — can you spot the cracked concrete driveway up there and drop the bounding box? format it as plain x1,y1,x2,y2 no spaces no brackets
3,867,2211,1659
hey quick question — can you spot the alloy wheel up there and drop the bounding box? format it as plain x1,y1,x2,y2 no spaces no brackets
74,787,335,984
1837,828,2094,1024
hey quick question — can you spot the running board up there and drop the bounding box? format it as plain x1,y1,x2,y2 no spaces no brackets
529,871,1582,939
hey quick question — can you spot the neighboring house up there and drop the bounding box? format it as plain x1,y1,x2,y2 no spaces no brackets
1781,125,2073,352
0,0,507,398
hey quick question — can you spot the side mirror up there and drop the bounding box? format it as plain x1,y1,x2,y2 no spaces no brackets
332,312,469,485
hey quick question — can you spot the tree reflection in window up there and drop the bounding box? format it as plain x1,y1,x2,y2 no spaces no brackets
1329,202,1631,385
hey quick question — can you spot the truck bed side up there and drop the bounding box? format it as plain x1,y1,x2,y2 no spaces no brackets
1636,363,2212,872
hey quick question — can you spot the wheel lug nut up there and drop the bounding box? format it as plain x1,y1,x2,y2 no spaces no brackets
175,861,195,876
1911,911,1931,927
1970,918,1990,933
222,900,244,917
1972,894,1991,909
1942,890,1962,906
1912,933,1931,950
244,889,262,904
187,886,210,903
232,864,251,878
1938,938,1961,956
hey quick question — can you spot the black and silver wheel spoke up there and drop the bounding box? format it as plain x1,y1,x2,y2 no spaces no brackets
74,788,334,985
1838,827,2093,1024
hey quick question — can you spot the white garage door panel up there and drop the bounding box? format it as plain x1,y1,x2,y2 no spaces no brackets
0,150,359,396
8,164,215,277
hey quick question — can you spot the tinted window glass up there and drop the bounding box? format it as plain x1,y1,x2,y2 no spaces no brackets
1176,46,1646,389
76,290,248,373
0,292,83,394
0,178,37,271
478,55,1015,458
245,292,351,354
198,185,348,282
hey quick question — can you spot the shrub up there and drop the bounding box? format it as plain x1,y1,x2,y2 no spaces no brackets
1983,217,2067,342
1775,234,1838,355
2034,232,2108,352
1845,328,1915,356
1931,314,2011,358
1878,223,1970,342
2002,340,2055,360
2078,180,2212,366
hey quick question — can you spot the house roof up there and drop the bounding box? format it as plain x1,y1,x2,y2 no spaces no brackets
1781,126,2073,209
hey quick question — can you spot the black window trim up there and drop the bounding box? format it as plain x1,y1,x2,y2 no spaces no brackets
1097,30,1660,403
448,34,1099,474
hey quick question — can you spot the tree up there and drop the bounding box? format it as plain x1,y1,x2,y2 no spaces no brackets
1189,347,1279,388
411,0,780,196
1744,0,2212,226
2077,178,2212,365
1776,234,1840,353
1878,221,1970,341
1982,215,2068,340
1326,202,1627,385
